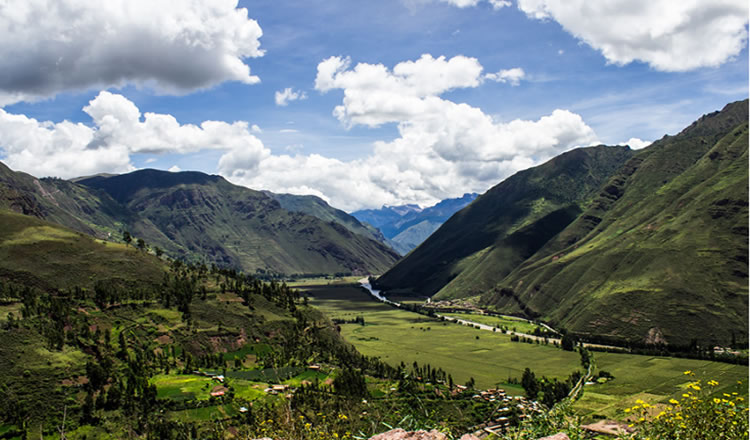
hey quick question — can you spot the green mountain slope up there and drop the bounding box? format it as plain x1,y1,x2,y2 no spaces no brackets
376,145,635,296
482,100,749,346
0,164,399,276
0,162,132,239
0,209,164,290
263,191,390,246
77,169,400,275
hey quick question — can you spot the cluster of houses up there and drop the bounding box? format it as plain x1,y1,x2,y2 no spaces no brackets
465,388,543,436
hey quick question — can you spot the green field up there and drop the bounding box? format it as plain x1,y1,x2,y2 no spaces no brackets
441,312,541,334
304,283,749,420
305,284,582,390
151,374,219,401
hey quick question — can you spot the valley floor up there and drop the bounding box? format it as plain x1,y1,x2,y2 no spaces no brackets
302,282,749,422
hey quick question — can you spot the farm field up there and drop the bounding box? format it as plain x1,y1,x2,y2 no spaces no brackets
304,284,583,389
303,283,749,420
441,312,541,334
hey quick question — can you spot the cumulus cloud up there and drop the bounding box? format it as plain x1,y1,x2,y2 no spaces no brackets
0,91,269,178
619,137,651,150
275,88,308,106
485,68,526,86
315,54,484,127
0,55,601,211
517,0,749,71
220,54,599,211
0,0,264,105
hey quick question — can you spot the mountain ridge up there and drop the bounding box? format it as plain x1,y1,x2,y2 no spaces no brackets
0,164,400,276
352,193,478,254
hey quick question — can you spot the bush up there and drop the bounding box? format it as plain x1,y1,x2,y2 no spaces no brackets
627,372,748,440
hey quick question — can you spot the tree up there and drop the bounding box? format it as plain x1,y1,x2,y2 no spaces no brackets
561,333,577,351
122,231,132,246
154,247,163,258
136,238,146,251
521,368,539,399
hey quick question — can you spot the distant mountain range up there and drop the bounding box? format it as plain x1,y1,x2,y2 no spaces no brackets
377,100,748,346
352,193,478,254
262,191,388,245
0,165,400,276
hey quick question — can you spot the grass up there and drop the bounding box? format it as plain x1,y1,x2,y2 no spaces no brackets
303,283,749,421
150,374,218,401
288,275,362,287
0,209,165,290
441,312,540,334
168,405,238,422
284,369,331,387
304,284,581,390
0,303,22,321
576,352,748,419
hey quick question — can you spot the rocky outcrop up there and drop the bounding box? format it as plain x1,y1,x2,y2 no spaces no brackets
367,430,480,440
366,429,569,440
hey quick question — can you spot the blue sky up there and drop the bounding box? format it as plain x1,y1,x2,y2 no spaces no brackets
0,0,747,210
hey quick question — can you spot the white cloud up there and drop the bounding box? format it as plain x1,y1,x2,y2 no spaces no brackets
432,0,510,9
0,55,600,211
619,137,651,150
0,0,264,105
220,54,599,211
0,91,269,179
315,54,484,127
275,88,308,106
485,68,526,86
168,165,182,172
488,0,511,8
517,0,749,71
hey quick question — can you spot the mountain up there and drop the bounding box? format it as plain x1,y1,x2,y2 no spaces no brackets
0,164,400,276
262,191,389,246
378,100,748,346
76,169,400,275
352,193,478,254
351,204,423,229
376,145,635,296
480,100,749,346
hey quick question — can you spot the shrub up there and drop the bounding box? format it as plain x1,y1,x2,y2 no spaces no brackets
626,372,748,440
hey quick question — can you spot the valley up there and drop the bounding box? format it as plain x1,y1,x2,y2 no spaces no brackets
0,100,747,439
301,281,749,421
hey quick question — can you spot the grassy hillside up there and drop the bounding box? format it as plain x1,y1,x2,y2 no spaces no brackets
0,162,131,240
484,101,749,346
0,209,164,290
376,145,634,297
0,226,505,439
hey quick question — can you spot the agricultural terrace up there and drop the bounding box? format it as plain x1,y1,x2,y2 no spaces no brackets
303,283,749,421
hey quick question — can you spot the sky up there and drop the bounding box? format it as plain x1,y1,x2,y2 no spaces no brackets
0,0,747,212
